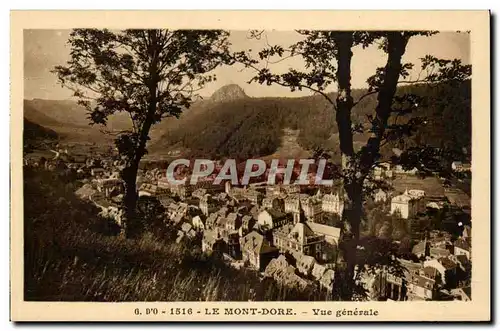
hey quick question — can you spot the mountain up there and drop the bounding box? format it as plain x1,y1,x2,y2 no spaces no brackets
151,81,471,161
209,84,249,103
24,118,59,141
23,99,133,143
24,81,471,162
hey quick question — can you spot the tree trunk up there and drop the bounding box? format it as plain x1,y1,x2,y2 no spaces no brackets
360,32,409,174
121,163,140,238
331,32,362,300
121,31,161,239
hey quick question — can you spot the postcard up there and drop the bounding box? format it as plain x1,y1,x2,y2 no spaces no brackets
11,10,490,322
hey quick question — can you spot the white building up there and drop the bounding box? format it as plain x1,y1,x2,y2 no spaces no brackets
390,189,424,219
451,161,471,173
374,189,388,203
322,192,344,215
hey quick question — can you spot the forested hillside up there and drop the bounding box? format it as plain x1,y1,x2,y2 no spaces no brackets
152,81,471,160
24,81,471,161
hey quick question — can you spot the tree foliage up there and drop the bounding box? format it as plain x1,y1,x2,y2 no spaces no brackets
235,30,471,300
53,29,233,237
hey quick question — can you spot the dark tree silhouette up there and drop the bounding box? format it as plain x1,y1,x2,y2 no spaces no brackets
53,29,233,238
235,30,471,300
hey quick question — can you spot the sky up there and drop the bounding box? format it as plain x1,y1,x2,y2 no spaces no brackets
24,30,470,100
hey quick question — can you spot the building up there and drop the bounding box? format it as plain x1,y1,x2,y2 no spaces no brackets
306,221,341,246
170,184,194,200
255,209,290,231
322,192,344,215
200,194,217,216
240,231,279,271
205,213,219,230
225,212,242,233
374,189,388,203
138,183,158,197
390,189,425,219
202,230,227,255
238,215,256,237
302,194,323,222
373,162,393,180
424,257,458,287
451,161,471,173
406,273,436,301
192,215,206,231
393,165,419,176
91,167,106,177
96,178,124,198
272,209,325,261
262,197,284,212
454,238,471,260
224,231,241,260
451,287,471,301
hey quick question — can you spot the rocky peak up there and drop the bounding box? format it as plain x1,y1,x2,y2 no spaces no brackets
210,84,248,103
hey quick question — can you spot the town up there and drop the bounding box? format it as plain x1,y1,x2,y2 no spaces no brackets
26,146,472,302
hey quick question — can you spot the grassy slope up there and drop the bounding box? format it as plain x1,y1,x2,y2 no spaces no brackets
24,167,328,301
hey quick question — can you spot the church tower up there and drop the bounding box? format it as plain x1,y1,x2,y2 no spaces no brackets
293,196,306,224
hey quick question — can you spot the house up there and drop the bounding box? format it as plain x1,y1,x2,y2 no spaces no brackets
424,257,458,287
96,178,124,198
302,195,324,222
312,263,327,281
238,215,256,237
430,247,452,259
205,213,219,230
181,222,193,234
170,184,194,200
264,255,310,291
321,192,344,215
306,221,341,246
412,240,430,258
91,167,105,177
244,189,263,205
240,231,279,271
393,165,418,176
192,215,206,231
451,161,471,173
462,225,472,239
217,206,230,218
200,194,217,216
225,212,242,233
406,273,436,301
262,197,284,212
293,252,317,277
255,209,289,231
374,189,388,203
452,254,471,273
202,230,227,255
75,184,97,200
451,287,471,301
224,231,241,260
420,266,440,281
138,183,158,197
192,188,208,199
273,221,324,260
454,238,471,260
172,213,184,226
319,269,335,290
215,217,228,236
390,190,424,219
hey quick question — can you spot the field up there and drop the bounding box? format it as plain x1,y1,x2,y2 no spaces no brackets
392,175,446,198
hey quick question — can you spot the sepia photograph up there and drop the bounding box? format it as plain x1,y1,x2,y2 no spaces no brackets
11,10,490,322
